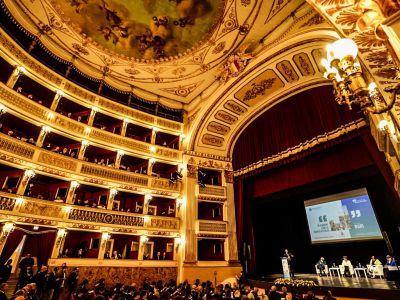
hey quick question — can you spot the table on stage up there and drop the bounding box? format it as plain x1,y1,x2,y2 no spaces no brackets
354,267,368,279
329,267,341,277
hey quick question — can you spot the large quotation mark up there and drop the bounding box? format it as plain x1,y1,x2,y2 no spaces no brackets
318,215,328,222
350,210,361,218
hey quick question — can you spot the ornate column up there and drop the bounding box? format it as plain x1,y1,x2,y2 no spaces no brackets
224,170,239,263
99,232,110,259
107,188,118,210
50,90,64,111
183,162,198,263
121,119,128,137
78,140,89,160
0,223,14,256
6,66,25,88
87,107,98,127
115,150,124,169
66,181,80,204
36,126,51,147
16,169,35,195
51,229,67,258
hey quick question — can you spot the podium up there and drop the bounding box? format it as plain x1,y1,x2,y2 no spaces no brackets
281,257,291,278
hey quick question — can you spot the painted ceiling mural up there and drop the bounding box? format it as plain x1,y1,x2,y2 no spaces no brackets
54,0,223,60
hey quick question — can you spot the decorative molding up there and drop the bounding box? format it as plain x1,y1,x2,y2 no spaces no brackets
234,119,366,176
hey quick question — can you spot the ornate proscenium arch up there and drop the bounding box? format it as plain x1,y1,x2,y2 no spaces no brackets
188,29,341,159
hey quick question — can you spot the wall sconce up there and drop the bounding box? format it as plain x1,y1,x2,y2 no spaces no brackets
321,38,398,114
149,158,156,165
47,112,54,120
178,164,185,172
41,126,52,135
92,106,99,112
141,235,149,244
0,222,14,244
153,127,159,133
378,119,389,131
180,134,186,141
110,188,118,197
117,149,125,157
144,194,152,205
143,215,150,223
56,89,64,97
176,198,184,211
101,232,110,241
16,66,26,75
123,117,130,124
56,228,67,246
150,146,156,153
63,206,72,213
15,197,24,205
175,237,184,249
81,140,89,148
24,169,35,179
0,104,7,117
70,181,80,189
85,127,91,134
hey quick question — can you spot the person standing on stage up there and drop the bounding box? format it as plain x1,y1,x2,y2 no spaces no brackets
283,249,295,277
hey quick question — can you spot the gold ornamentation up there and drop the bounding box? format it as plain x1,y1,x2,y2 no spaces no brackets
199,185,226,196
69,209,144,227
198,221,227,233
293,53,315,76
215,110,237,125
38,152,78,171
207,121,230,135
276,60,299,82
201,134,224,147
186,164,198,178
217,44,253,83
224,170,234,184
19,201,64,218
0,196,16,211
160,81,204,98
300,13,326,28
223,100,247,115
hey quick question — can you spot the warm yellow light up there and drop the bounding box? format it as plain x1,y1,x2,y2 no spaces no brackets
92,106,99,112
141,235,149,243
41,126,52,133
175,237,184,246
47,112,54,120
16,197,24,205
102,232,110,240
149,158,156,164
3,223,14,232
81,140,89,147
368,82,377,92
110,188,118,196
17,66,26,74
57,228,67,237
64,206,72,213
85,127,91,134
70,181,80,188
153,127,159,132
56,89,64,97
117,149,125,156
123,117,130,124
176,198,184,207
331,38,358,60
0,104,7,113
145,194,153,202
150,146,156,153
378,119,389,130
24,169,35,178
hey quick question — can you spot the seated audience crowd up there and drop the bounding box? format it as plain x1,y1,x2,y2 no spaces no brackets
0,259,339,300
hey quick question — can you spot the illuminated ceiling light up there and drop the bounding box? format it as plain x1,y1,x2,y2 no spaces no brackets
321,38,398,114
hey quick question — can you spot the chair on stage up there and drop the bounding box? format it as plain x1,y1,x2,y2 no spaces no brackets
339,264,354,277
367,264,384,278
315,264,328,276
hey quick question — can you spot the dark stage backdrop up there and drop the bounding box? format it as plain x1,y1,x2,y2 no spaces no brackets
251,166,400,275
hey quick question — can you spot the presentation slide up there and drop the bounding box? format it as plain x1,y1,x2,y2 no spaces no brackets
304,188,382,244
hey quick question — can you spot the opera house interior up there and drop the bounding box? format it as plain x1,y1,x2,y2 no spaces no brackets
0,0,399,299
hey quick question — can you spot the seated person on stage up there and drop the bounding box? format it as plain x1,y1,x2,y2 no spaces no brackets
383,254,397,278
340,256,353,277
367,255,382,278
316,257,327,276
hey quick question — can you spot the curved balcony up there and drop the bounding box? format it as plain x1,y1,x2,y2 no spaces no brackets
0,29,183,132
199,185,226,198
0,192,180,234
0,133,181,193
0,83,182,163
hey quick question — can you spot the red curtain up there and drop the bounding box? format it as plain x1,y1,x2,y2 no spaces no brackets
233,86,362,171
22,231,56,267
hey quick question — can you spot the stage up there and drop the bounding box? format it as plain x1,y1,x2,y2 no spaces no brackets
248,273,400,299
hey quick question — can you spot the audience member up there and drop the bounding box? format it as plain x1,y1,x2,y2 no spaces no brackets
0,259,13,284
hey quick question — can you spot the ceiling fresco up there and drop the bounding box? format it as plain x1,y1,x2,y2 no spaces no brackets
53,0,223,60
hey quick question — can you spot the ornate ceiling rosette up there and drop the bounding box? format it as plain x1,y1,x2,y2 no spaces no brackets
1,0,311,106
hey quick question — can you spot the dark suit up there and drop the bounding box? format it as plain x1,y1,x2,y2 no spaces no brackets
284,251,295,277
0,264,12,283
0,290,7,300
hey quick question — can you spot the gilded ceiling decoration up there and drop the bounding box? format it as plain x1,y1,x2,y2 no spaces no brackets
1,0,310,104
52,0,223,60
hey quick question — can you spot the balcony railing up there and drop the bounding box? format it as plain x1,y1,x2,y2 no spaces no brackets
0,133,181,193
0,83,181,162
197,220,227,234
0,192,180,233
199,185,226,197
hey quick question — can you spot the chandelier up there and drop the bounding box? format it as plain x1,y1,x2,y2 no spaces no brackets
321,38,399,114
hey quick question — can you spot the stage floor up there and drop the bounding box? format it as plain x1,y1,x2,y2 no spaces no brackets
249,273,400,299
